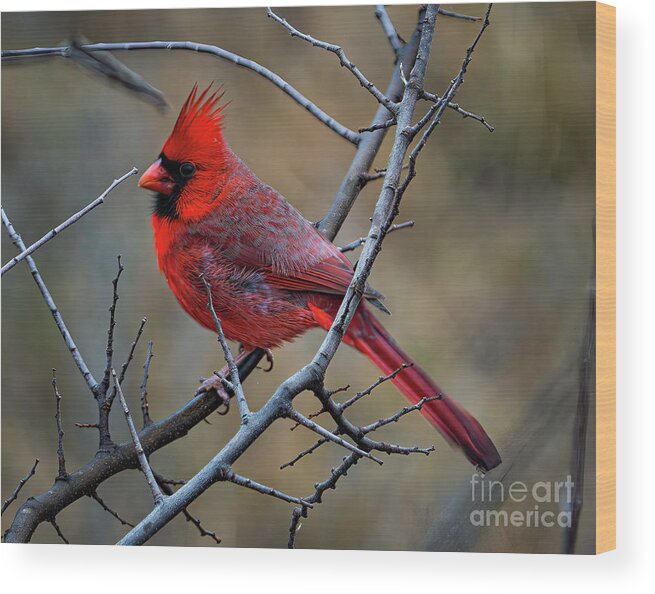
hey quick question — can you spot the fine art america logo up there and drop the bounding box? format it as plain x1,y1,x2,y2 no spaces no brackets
470,474,574,528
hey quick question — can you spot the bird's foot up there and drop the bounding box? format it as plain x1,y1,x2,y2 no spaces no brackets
196,373,231,415
261,348,274,372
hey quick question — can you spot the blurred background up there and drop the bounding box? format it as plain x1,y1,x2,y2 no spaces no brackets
2,3,596,552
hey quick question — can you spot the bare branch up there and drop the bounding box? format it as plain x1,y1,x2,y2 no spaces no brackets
439,7,482,22
0,168,138,277
375,5,403,54
421,90,494,132
339,221,414,253
50,519,69,544
1,208,98,394
153,473,221,544
140,341,154,428
51,369,68,481
280,436,329,470
319,10,424,240
359,396,442,434
2,42,359,145
112,369,165,506
341,364,413,411
200,275,250,422
288,453,361,548
90,491,135,527
286,408,382,464
102,255,124,395
107,315,147,408
398,5,493,201
4,350,263,543
1,459,39,515
225,469,313,508
358,117,396,134
267,8,398,114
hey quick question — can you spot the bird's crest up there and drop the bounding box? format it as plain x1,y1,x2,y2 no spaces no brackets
163,83,227,157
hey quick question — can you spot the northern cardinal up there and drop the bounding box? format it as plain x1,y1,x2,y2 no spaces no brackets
138,84,501,471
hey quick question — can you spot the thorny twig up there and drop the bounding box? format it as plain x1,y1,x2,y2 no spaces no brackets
0,168,138,277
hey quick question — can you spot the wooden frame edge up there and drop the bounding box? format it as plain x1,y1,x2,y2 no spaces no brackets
595,0,616,555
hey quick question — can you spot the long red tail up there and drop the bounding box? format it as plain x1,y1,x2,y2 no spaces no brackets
312,302,501,471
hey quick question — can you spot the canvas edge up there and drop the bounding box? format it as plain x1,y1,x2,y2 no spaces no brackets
595,0,616,555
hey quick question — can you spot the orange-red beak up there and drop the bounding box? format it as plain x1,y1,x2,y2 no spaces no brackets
138,159,175,196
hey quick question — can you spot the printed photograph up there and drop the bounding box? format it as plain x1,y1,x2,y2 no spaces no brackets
2,3,597,552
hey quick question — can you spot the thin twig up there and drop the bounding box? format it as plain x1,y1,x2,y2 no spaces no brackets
107,316,147,408
51,369,68,480
1,208,98,394
268,7,398,114
358,117,396,134
1,459,39,515
375,5,404,54
200,275,250,423
438,7,482,22
398,5,493,201
0,168,138,277
339,221,414,253
288,453,361,548
50,519,69,544
225,469,313,508
340,364,413,411
154,473,221,544
102,255,124,395
112,369,165,505
359,396,442,434
2,42,359,145
421,90,494,132
90,492,135,527
286,408,383,464
140,341,154,427
280,436,330,470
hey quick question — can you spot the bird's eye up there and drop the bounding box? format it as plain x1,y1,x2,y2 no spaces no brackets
179,163,196,178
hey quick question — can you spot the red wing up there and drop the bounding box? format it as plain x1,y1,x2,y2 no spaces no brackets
263,253,356,297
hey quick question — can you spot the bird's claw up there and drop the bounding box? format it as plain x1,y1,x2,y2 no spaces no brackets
262,348,274,372
196,373,231,414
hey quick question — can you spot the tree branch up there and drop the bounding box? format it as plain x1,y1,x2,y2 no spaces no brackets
201,275,250,423
112,369,165,506
2,42,359,145
1,168,137,277
374,5,403,55
1,459,39,515
267,7,398,115
51,369,68,481
1,208,98,394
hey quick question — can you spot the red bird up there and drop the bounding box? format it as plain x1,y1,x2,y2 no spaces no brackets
138,85,501,471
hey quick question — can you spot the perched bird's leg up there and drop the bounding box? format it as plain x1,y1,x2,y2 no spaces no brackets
196,349,255,413
262,348,275,372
